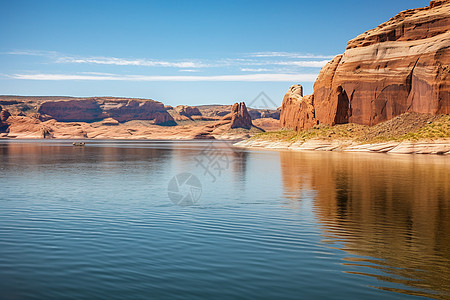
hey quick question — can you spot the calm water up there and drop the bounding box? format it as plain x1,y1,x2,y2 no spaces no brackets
0,140,449,300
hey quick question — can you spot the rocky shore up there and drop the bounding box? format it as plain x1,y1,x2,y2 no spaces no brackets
234,138,450,155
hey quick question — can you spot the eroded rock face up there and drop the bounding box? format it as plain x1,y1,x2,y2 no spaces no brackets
0,105,11,132
107,100,172,123
230,102,253,129
261,110,281,120
248,109,281,120
0,106,11,122
281,85,316,130
36,98,175,125
175,105,202,118
38,99,104,122
284,0,450,130
248,110,261,120
154,112,177,126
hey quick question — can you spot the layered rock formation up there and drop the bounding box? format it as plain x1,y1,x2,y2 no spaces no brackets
282,0,450,130
38,99,104,122
193,104,280,122
260,109,281,120
153,112,177,126
229,102,253,129
0,105,11,132
0,106,11,122
0,99,267,140
107,100,173,123
36,98,175,125
280,85,316,130
175,105,202,118
249,109,281,120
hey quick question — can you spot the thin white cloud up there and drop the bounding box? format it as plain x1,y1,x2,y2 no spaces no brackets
5,50,59,56
11,73,319,82
5,50,208,69
275,60,330,68
79,71,118,76
249,51,336,59
240,68,271,72
56,56,206,68
5,50,332,70
178,69,200,72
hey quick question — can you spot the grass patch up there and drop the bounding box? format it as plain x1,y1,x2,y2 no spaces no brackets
398,115,450,141
250,114,450,144
250,130,297,141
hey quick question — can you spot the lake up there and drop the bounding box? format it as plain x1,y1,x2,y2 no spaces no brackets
0,140,449,299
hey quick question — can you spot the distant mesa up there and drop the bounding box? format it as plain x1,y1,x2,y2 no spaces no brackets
175,105,202,119
282,0,450,130
248,108,280,120
38,99,104,122
0,96,279,139
107,99,173,123
0,88,284,139
36,98,176,125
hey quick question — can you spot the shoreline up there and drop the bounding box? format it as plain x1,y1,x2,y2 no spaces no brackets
2,137,449,155
0,137,243,142
233,138,450,155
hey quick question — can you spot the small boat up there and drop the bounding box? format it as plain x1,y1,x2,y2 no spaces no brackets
73,142,86,147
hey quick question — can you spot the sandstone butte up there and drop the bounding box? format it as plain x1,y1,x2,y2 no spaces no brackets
229,102,253,130
174,105,202,119
281,0,450,130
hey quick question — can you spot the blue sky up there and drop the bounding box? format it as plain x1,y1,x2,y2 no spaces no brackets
1,0,429,107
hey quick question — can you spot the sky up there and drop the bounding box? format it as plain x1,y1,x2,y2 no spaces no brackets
1,0,430,107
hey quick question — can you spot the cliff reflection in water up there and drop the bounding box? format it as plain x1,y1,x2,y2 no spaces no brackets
0,140,171,177
280,151,450,298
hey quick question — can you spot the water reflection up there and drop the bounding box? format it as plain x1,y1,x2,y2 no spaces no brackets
169,140,248,185
280,151,450,298
1,140,449,299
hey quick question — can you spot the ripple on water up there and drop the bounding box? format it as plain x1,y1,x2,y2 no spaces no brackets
0,140,449,299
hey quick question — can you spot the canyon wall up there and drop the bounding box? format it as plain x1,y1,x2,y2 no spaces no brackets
282,0,450,130
38,99,104,122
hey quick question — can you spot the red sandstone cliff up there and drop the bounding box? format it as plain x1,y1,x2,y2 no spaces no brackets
106,100,174,123
36,98,175,125
38,99,104,122
282,0,450,130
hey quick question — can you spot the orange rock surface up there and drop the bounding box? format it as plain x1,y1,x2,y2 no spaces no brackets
283,0,450,130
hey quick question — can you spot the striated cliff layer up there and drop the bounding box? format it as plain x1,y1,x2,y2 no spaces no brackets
36,98,175,124
106,100,174,124
38,99,104,122
282,0,450,130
